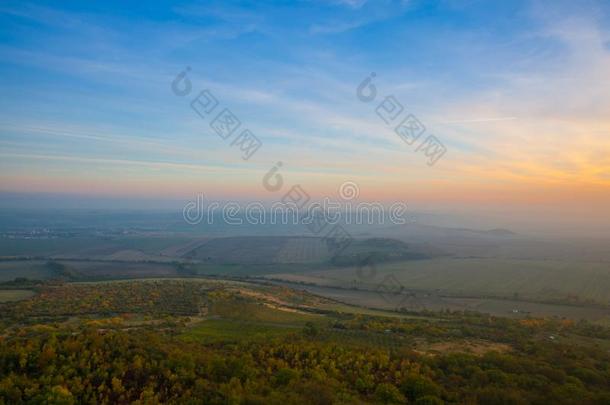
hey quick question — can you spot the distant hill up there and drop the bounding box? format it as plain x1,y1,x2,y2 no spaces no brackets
183,236,435,266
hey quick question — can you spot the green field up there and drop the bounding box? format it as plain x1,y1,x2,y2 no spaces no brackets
0,260,54,281
181,319,299,343
0,260,180,282
208,293,321,323
0,289,35,302
0,236,194,260
294,258,610,305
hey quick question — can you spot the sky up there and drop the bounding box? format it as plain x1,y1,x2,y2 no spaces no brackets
1,0,610,230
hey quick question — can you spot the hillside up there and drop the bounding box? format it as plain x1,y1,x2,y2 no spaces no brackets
0,279,609,404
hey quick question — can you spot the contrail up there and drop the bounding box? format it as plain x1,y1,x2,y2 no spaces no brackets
439,117,518,124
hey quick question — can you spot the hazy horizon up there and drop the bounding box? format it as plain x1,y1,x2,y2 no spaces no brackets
2,0,610,238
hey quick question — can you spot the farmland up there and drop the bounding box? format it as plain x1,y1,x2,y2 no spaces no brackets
264,280,610,324
0,235,193,261
269,257,610,306
0,260,55,282
0,289,35,302
1,233,609,325
0,260,178,282
184,236,330,264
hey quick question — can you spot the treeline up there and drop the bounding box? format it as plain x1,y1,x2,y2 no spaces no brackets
0,280,211,324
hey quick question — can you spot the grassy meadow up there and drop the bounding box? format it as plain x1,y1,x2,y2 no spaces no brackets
281,257,610,305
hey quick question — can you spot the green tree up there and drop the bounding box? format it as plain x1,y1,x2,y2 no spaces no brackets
375,383,406,404
401,373,441,402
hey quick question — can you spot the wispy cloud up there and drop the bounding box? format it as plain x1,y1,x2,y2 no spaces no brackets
437,117,518,125
1,0,609,207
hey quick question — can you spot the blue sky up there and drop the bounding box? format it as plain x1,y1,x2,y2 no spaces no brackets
1,0,610,214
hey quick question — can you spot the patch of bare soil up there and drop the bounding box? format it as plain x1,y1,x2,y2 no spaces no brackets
415,339,512,356
235,288,316,314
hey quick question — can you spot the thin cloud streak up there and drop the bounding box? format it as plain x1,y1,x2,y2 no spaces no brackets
438,117,518,124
